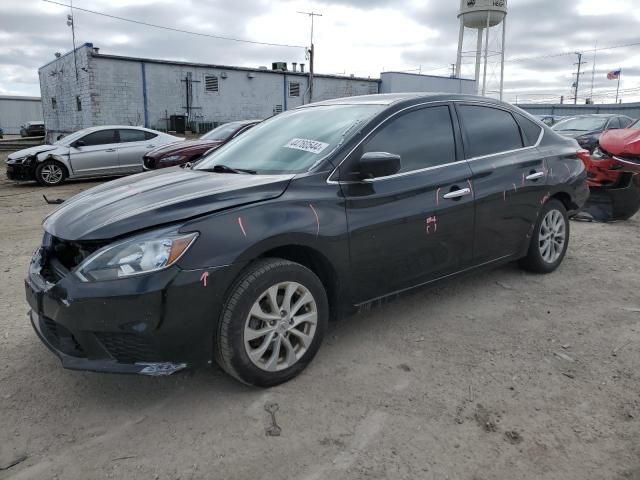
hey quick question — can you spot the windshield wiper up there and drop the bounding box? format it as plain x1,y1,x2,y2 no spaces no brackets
198,164,257,175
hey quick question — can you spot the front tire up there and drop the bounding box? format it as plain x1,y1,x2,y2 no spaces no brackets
519,199,569,273
35,160,67,186
215,258,328,387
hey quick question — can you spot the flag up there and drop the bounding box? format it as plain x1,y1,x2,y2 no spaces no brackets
607,69,621,80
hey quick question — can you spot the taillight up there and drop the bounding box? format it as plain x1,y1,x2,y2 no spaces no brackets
577,149,591,168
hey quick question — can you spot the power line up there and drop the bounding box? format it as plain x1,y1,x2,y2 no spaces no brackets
42,0,306,49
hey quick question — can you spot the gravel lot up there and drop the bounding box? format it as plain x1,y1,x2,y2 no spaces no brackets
1,152,639,480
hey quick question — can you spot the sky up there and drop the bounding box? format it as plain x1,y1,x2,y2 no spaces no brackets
1,0,639,104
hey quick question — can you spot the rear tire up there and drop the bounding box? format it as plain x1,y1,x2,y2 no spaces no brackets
519,199,569,273
215,258,328,387
35,160,67,187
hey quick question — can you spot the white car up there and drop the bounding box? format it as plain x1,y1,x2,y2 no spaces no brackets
5,126,183,186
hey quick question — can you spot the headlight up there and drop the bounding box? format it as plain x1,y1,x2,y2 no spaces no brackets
7,156,26,164
575,136,591,145
74,230,198,282
159,155,184,163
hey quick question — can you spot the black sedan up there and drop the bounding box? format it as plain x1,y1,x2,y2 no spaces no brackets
26,93,588,386
20,121,45,137
552,114,634,152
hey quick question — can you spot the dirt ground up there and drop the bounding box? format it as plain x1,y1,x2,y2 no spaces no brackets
0,152,638,480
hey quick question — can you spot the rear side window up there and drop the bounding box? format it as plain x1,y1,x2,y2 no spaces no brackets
144,131,158,140
458,105,523,158
358,105,457,173
514,113,543,146
119,129,147,143
81,129,117,146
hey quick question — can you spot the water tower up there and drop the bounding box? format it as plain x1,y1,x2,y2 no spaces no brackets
455,0,508,99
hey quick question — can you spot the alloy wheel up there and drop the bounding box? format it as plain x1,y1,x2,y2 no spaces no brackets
244,281,318,372
40,164,63,184
538,209,566,264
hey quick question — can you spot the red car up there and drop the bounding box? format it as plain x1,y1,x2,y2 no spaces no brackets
143,119,260,170
580,120,640,220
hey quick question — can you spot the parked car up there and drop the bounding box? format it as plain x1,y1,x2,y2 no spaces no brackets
20,121,45,137
143,120,260,170
6,126,182,186
25,93,588,386
581,119,640,221
552,114,635,152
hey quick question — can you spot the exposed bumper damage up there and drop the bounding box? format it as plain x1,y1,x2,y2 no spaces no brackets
25,234,231,375
575,135,640,222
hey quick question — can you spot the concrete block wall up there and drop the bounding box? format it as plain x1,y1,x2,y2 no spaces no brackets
39,44,94,141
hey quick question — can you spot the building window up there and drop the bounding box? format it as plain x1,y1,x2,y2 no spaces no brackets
205,75,219,92
76,96,82,111
273,105,283,115
288,82,300,97
51,97,57,110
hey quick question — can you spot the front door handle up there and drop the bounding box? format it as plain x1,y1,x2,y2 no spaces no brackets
146,145,156,148
443,187,472,199
526,171,545,181
105,148,116,152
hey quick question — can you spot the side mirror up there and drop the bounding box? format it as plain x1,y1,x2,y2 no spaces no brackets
72,140,86,148
357,152,401,179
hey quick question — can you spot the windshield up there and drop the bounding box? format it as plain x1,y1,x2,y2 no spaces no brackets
552,116,608,132
202,122,249,142
194,104,384,174
53,129,87,145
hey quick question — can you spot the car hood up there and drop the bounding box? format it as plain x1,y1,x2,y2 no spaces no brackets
7,144,60,160
599,128,640,156
43,168,294,241
146,140,222,159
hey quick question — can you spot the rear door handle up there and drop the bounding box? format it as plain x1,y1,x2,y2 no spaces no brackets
526,171,545,180
146,145,156,148
443,188,471,199
105,148,116,152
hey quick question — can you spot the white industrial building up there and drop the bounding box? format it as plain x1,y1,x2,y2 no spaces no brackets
0,95,43,135
39,43,476,141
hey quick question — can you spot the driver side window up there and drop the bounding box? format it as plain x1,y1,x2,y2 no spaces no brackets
345,105,457,178
80,129,118,146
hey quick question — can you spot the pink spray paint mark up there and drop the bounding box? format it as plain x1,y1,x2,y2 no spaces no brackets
522,172,526,186
237,216,247,237
540,192,551,205
200,271,209,287
435,187,442,206
564,164,571,177
512,183,517,193
467,180,474,196
309,204,320,238
426,215,438,235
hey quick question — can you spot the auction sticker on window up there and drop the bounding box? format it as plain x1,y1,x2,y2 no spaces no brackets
283,138,330,154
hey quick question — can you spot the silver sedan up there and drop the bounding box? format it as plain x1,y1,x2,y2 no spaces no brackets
5,126,183,186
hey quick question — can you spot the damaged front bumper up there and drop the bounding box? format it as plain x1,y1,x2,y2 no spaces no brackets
6,159,36,181
25,246,234,376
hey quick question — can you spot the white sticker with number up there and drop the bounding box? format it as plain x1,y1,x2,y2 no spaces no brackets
283,138,330,154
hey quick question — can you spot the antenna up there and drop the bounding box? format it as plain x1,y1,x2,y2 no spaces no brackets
67,0,79,80
297,11,322,103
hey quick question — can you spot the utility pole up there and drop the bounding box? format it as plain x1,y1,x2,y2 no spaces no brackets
450,63,456,78
589,41,597,103
297,11,322,104
67,0,78,81
573,51,587,105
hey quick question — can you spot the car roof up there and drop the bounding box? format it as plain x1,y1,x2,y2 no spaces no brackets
298,92,516,109
78,125,163,134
